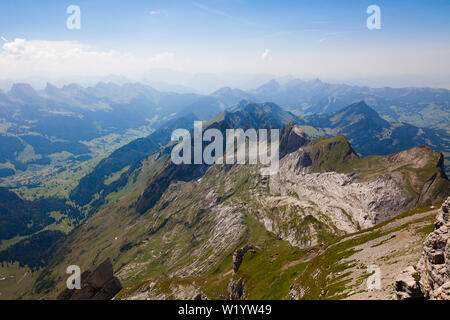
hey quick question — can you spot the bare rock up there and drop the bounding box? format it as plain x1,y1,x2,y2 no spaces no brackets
417,197,450,300
433,281,450,300
394,266,423,300
193,292,209,300
58,258,122,300
91,277,123,300
279,123,308,158
228,278,245,300
295,150,312,170
87,258,115,289
289,284,305,300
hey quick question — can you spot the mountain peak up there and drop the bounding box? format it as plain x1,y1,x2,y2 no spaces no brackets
279,122,309,157
44,82,59,94
8,83,42,102
225,100,299,130
328,100,388,128
212,87,247,98
230,100,281,114
212,87,233,95
229,99,253,111
95,82,121,90
345,100,372,112
9,83,36,94
255,79,280,92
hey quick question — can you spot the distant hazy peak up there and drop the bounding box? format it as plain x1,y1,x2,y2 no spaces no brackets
94,81,121,89
44,82,58,90
255,79,280,92
43,82,61,95
9,82,36,94
8,83,42,102
212,87,247,96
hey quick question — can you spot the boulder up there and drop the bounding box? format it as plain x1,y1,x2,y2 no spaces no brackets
193,292,209,300
58,258,122,300
394,266,423,300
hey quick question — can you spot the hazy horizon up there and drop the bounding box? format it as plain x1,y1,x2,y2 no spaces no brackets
2,71,450,95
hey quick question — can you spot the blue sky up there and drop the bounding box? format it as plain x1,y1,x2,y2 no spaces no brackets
0,0,449,88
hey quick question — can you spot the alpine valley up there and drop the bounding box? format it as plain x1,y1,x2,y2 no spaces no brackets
0,79,449,300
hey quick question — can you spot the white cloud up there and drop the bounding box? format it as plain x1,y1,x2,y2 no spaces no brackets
0,38,177,79
0,38,448,89
150,10,160,15
261,49,272,61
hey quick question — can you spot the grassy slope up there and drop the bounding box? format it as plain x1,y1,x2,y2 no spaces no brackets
291,205,439,299
0,263,39,300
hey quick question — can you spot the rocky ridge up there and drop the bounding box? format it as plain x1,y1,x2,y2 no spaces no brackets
395,196,450,300
418,196,450,299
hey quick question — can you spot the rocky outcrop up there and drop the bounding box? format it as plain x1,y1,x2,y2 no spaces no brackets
279,122,308,158
416,153,449,207
394,197,450,300
58,258,122,300
289,283,305,300
228,278,245,300
416,197,450,300
394,266,423,300
193,292,209,300
233,244,255,273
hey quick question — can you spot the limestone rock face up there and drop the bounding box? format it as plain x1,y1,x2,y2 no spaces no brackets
417,197,450,300
270,148,414,242
279,123,308,158
58,258,122,300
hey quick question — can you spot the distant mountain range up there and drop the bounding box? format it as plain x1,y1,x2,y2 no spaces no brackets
1,79,448,177
249,78,450,131
300,101,449,159
63,100,449,212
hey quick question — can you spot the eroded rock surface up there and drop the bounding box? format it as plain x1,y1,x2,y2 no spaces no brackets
417,197,450,300
394,197,450,300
